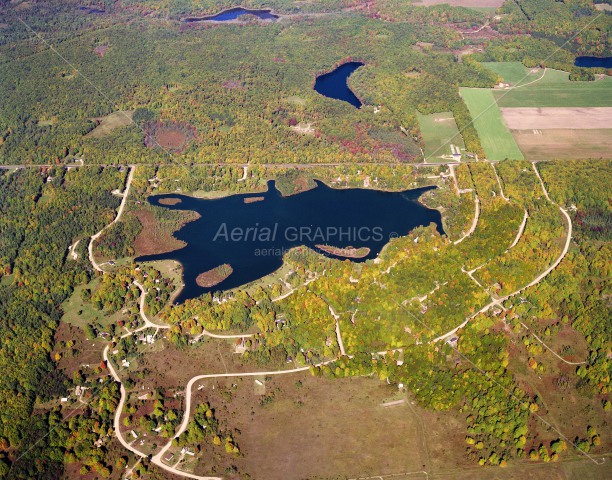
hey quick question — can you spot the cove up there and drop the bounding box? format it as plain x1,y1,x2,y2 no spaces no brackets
137,180,444,303
183,7,278,22
574,56,612,68
314,62,364,108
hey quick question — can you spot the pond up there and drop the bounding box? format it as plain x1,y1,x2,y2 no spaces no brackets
314,62,364,108
137,180,443,303
183,7,278,22
574,56,612,68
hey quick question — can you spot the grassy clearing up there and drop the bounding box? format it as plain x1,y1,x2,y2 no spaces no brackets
481,62,543,86
460,88,524,160
85,110,134,138
191,374,429,479
61,279,123,330
417,111,465,161
494,71,612,107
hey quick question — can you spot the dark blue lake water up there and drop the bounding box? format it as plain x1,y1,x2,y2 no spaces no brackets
137,180,443,302
574,56,612,68
314,62,364,108
183,7,278,22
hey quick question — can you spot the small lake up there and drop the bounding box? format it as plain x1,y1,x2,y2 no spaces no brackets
314,62,364,108
574,56,612,68
137,180,443,303
183,7,278,22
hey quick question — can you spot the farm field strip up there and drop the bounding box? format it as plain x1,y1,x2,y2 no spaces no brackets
501,107,612,130
511,129,612,160
459,88,524,160
494,71,612,108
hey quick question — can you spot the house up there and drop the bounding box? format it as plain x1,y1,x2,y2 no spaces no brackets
446,336,458,348
234,338,246,354
130,430,138,439
121,359,130,368
163,453,174,463
60,397,68,403
180,447,195,456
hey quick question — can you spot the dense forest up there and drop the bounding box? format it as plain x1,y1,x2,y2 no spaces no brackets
0,0,499,166
0,167,125,477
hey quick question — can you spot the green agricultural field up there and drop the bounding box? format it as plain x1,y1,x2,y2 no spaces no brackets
417,111,466,161
481,61,543,86
459,88,524,160
494,70,612,107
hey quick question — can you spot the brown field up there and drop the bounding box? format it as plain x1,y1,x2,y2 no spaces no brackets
133,209,197,256
93,45,109,57
154,126,188,149
53,322,107,380
85,110,133,138
190,374,434,479
501,107,612,130
413,0,504,7
512,129,612,159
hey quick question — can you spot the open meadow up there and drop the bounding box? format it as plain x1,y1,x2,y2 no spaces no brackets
417,111,466,161
481,62,545,87
494,71,612,108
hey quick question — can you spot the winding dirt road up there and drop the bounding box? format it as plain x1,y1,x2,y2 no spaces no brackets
453,195,480,245
89,166,135,272
433,163,572,343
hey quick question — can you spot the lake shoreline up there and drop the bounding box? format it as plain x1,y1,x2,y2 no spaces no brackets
182,7,279,23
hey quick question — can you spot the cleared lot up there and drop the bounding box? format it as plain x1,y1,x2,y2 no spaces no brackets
512,129,612,159
502,107,612,130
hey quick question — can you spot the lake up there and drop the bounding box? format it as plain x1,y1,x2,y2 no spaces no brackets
183,7,278,22
314,62,364,108
574,56,612,68
137,180,443,303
